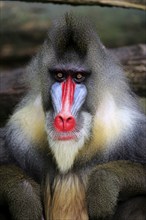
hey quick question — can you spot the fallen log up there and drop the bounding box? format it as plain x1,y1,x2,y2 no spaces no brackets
3,0,146,10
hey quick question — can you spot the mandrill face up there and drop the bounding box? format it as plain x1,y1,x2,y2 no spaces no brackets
44,61,93,173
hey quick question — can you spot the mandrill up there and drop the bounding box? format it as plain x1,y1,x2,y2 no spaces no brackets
0,14,146,220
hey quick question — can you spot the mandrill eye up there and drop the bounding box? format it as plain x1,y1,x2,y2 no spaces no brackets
74,73,86,83
55,72,66,82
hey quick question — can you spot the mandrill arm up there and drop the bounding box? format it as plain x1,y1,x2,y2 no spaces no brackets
0,165,43,220
87,160,146,220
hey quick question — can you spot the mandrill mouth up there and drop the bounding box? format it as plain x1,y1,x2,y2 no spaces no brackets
45,111,92,143
45,111,81,141
49,129,79,141
45,113,79,141
53,113,77,141
55,135,76,141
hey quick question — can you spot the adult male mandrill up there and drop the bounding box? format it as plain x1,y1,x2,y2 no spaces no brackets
0,14,146,220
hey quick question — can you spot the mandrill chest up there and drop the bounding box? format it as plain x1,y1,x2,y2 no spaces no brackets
44,173,89,220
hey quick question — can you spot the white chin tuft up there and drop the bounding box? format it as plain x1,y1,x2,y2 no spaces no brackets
46,111,92,173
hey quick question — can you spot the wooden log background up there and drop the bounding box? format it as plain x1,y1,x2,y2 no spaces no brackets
3,0,146,10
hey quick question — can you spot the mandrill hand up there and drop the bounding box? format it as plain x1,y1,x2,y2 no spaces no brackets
86,161,146,220
0,165,43,220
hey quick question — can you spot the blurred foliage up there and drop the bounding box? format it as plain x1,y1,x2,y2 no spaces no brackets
0,2,146,69
0,1,146,48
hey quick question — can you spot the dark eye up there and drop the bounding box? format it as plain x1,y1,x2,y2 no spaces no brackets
55,72,65,82
74,73,85,83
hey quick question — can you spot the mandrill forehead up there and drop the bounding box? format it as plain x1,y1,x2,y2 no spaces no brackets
49,63,90,75
49,47,90,71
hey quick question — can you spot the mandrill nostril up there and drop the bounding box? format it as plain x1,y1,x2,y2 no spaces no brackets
67,117,73,122
65,116,76,131
54,114,76,132
58,116,64,123
54,115,64,130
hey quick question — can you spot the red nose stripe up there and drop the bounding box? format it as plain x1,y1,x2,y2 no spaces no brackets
54,77,76,132
61,76,75,114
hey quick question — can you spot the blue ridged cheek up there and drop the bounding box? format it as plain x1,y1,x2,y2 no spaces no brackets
50,82,62,114
71,84,87,116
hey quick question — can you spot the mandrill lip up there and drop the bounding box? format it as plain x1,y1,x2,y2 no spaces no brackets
46,111,89,142
49,130,79,141
55,135,76,141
